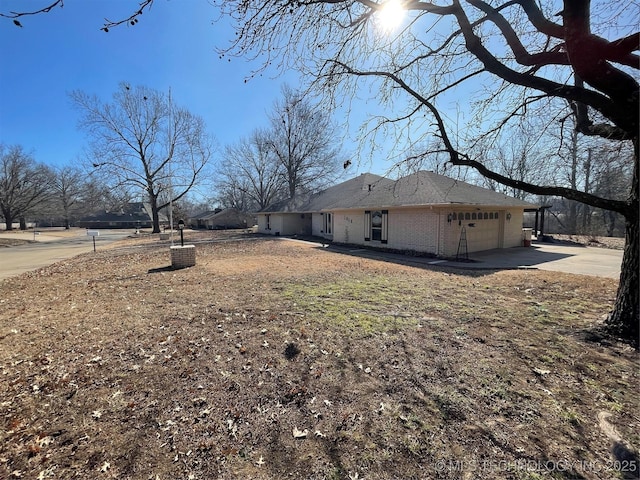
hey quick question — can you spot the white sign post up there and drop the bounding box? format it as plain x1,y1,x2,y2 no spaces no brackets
87,230,99,252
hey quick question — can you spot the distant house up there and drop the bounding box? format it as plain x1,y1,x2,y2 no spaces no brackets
257,171,537,257
77,202,162,229
189,208,256,230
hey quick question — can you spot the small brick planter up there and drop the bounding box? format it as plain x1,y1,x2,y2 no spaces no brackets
170,244,196,269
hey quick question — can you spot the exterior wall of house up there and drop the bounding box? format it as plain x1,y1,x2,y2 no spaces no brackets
312,212,336,239
261,207,526,253
311,213,324,237
385,207,441,254
332,210,365,245
257,213,282,235
332,208,442,254
503,209,526,247
330,207,526,257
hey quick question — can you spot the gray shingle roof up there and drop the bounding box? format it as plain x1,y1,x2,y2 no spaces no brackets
191,210,221,220
260,195,314,213
368,171,537,208
262,171,537,212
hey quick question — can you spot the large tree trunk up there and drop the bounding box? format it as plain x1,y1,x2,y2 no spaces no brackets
606,214,639,347
605,144,639,348
3,211,14,231
146,189,161,234
151,201,161,234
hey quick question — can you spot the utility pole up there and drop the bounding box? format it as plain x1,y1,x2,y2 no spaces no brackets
168,87,174,245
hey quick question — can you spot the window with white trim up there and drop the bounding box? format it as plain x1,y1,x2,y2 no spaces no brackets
364,210,388,243
323,213,332,234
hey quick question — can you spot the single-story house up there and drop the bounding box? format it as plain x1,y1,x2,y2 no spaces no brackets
77,202,165,229
189,208,256,230
257,171,537,257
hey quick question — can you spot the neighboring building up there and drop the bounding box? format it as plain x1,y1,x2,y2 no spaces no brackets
257,171,537,257
76,202,162,229
189,208,256,230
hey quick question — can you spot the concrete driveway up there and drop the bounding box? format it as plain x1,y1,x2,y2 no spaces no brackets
446,242,623,278
322,240,623,279
0,229,134,281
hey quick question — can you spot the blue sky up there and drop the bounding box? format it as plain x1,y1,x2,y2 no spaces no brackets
0,0,383,176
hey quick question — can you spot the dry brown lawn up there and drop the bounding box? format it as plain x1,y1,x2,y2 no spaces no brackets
0,230,638,480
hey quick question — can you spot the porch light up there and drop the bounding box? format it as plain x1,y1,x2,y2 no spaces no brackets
506,212,512,222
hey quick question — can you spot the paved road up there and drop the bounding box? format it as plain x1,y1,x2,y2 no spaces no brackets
0,229,133,281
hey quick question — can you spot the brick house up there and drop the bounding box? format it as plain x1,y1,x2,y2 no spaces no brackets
76,202,160,229
257,171,537,257
189,208,256,230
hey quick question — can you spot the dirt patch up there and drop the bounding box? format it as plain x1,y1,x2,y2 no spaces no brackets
547,234,625,250
0,231,638,479
0,238,32,247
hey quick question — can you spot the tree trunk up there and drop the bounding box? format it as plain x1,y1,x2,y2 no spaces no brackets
581,150,591,233
4,217,13,231
568,129,578,233
145,188,161,234
63,204,71,229
606,213,639,348
19,217,26,230
605,142,639,348
604,210,616,237
151,200,161,234
568,201,577,234
2,209,13,231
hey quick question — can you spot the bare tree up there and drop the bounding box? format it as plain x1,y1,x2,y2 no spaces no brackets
51,165,87,229
212,0,638,345
216,129,285,211
267,84,342,199
216,86,343,209
476,120,550,201
79,176,134,215
215,175,256,212
591,146,634,236
0,144,54,230
71,83,213,233
1,0,153,31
